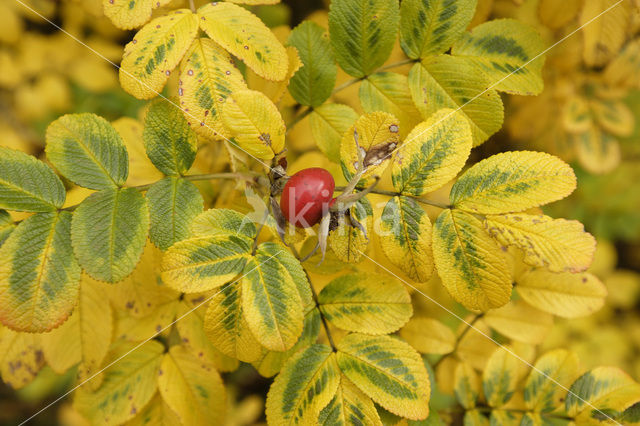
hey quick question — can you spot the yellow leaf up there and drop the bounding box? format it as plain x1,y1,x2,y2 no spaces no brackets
574,126,621,175
329,198,373,263
198,2,288,81
124,394,182,426
178,38,248,141
580,0,631,67
340,112,401,182
103,0,172,30
516,269,607,318
0,326,43,389
484,213,596,273
120,10,199,99
114,300,179,342
590,99,635,137
157,346,226,426
484,299,553,344
454,362,481,409
400,317,456,355
246,46,302,104
451,151,576,215
432,209,512,311
538,0,581,29
221,89,286,160
309,103,358,163
112,118,163,187
562,96,592,134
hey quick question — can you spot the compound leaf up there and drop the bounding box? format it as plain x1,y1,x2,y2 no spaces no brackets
328,0,400,78
392,108,473,196
400,317,456,355
336,333,430,420
318,272,412,335
71,188,149,283
46,113,129,190
400,0,478,58
147,177,204,250
198,2,288,81
120,9,199,99
380,196,434,282
0,212,80,332
143,98,197,176
0,147,65,212
432,209,512,311
485,213,596,273
310,103,358,163
450,151,576,214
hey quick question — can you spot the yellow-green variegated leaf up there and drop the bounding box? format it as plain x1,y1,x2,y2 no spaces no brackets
450,151,576,214
454,362,481,409
464,410,490,426
179,38,247,141
451,19,546,95
0,327,44,389
329,198,373,263
340,112,400,182
400,317,456,355
103,0,172,30
432,209,511,311
124,394,182,426
259,242,313,309
392,109,473,196
190,208,257,239
517,270,607,318
359,72,421,138
157,346,226,426
566,367,640,421
221,89,286,160
580,0,630,67
336,333,430,420
310,103,358,163
0,147,65,212
523,349,579,413
483,346,522,408
484,300,553,344
328,0,399,78
75,341,163,426
318,272,412,335
242,243,303,352
40,276,112,384
484,213,596,273
408,56,504,146
71,188,149,283
380,196,433,282
147,177,204,251
563,96,592,134
574,126,621,175
120,10,199,99
161,233,252,293
203,281,262,363
198,2,288,81
266,344,341,425
227,0,280,4
400,0,478,58
143,98,197,176
0,212,80,332
318,375,382,425
590,99,634,138
0,211,14,246
46,113,129,190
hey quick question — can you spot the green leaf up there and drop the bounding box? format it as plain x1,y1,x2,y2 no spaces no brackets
0,212,80,332
147,177,204,250
287,21,337,107
0,211,14,247
432,209,512,311
198,2,288,81
408,56,504,146
266,344,341,425
242,243,303,351
483,346,521,407
523,349,579,413
71,188,149,283
143,98,198,176
190,208,257,239
75,341,163,425
161,233,252,293
392,108,473,196
451,19,546,95
0,147,65,212
309,103,358,163
328,0,400,78
360,72,422,137
380,196,434,282
336,333,430,420
318,375,382,425
46,113,129,190
400,0,478,58
450,151,577,214
318,272,412,334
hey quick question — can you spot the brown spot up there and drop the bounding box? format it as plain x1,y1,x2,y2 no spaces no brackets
156,25,161,29
131,407,137,415
389,124,399,133
363,141,397,167
244,45,249,50
165,70,170,76
158,369,163,375
259,133,272,146
126,301,134,309
188,69,194,76
225,70,231,75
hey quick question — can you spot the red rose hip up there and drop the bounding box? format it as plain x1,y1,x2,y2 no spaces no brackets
280,167,335,228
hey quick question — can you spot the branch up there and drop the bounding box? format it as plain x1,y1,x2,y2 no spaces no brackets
334,186,451,209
